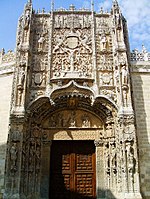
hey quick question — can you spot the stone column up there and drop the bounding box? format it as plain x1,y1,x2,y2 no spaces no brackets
94,139,105,199
40,140,52,199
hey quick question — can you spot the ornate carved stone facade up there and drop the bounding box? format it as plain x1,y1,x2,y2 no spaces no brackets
1,0,149,199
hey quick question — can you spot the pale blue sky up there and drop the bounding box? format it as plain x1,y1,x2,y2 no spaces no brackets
0,0,150,53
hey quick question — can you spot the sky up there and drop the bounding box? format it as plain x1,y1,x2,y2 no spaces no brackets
0,0,150,53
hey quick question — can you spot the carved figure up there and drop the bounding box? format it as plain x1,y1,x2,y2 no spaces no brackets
121,65,128,85
101,73,112,85
69,111,76,127
20,54,26,67
142,45,148,61
49,115,56,127
106,123,114,137
55,15,62,28
38,35,45,50
128,152,135,173
18,69,25,87
24,10,30,29
100,33,107,50
36,146,41,170
115,11,121,29
82,114,91,128
114,65,119,83
53,34,64,52
57,113,64,127
127,144,135,191
142,45,147,54
111,144,116,168
10,143,18,171
29,145,35,171
11,130,21,142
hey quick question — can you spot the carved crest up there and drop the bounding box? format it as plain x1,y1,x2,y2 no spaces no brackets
66,36,79,49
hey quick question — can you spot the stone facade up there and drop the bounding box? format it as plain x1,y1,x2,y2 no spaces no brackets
0,0,150,199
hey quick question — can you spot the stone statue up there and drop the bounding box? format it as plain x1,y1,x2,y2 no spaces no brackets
10,143,18,171
24,10,30,29
69,111,76,127
82,114,91,128
38,34,45,50
36,146,41,170
114,65,120,83
115,11,121,28
100,33,107,50
121,65,128,85
18,69,25,87
142,45,148,61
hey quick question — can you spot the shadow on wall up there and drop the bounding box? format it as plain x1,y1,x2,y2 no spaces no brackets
131,69,150,199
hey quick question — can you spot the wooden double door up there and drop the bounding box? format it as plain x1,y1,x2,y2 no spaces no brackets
50,141,96,199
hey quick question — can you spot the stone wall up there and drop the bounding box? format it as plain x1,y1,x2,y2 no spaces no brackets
0,74,14,198
131,61,150,199
0,50,15,198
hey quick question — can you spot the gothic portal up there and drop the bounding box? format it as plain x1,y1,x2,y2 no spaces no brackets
4,1,143,199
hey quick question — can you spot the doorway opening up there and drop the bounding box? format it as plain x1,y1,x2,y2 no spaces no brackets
50,140,96,199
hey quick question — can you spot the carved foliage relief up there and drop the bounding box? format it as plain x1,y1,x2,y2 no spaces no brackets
52,14,93,79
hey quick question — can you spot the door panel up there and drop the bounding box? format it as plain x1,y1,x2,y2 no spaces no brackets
50,141,96,199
